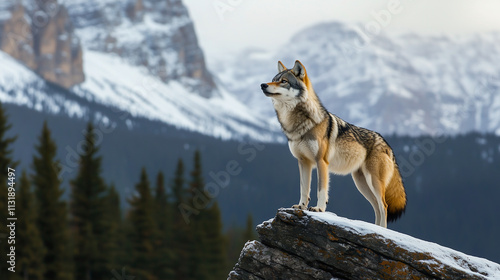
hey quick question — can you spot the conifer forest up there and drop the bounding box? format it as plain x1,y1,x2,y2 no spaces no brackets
0,104,255,280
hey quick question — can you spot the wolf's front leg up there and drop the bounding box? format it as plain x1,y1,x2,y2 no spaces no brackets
292,160,312,210
309,159,329,212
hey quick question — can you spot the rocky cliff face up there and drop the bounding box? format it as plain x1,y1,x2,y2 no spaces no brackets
63,0,217,98
0,0,215,96
0,0,84,89
228,208,500,280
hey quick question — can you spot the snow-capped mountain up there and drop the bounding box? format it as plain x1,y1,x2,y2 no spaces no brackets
0,0,281,142
3,0,499,141
62,0,217,98
0,48,281,141
214,22,500,136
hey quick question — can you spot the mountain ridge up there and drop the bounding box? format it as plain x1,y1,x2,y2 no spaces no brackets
215,21,500,137
0,0,282,142
2,6,500,141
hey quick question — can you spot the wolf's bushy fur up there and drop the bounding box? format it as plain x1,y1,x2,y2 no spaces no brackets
261,60,406,227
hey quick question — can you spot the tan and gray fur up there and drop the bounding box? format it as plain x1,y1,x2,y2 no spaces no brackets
260,60,406,227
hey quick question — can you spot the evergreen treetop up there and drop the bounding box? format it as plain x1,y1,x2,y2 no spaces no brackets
32,121,73,280
15,170,46,280
70,122,110,280
127,168,158,280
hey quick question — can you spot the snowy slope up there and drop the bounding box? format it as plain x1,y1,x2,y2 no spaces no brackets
72,50,280,140
0,51,87,118
0,49,280,141
0,0,283,142
214,22,500,136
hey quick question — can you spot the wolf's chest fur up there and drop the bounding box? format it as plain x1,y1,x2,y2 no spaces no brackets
273,99,326,141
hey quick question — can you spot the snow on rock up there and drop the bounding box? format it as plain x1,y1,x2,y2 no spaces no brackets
228,208,500,280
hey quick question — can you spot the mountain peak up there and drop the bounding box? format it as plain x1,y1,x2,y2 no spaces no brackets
229,208,500,279
64,0,217,98
0,0,281,141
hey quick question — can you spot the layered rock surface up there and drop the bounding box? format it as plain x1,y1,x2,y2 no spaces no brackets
0,0,215,96
228,208,500,280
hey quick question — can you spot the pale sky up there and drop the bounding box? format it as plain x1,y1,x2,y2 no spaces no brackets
183,0,500,62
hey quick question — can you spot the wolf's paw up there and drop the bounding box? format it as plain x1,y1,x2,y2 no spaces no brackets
292,204,307,210
308,206,325,212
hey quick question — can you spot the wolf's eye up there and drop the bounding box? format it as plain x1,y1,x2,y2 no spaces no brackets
281,80,288,84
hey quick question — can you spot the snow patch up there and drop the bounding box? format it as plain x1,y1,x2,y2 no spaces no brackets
305,211,500,279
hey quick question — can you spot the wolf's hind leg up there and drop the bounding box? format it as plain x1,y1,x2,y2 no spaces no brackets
352,169,381,225
366,153,394,227
292,159,312,210
364,163,390,228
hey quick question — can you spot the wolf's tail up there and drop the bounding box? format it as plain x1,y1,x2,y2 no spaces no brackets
385,162,407,222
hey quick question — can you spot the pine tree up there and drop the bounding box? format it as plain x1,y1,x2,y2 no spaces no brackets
153,171,175,279
225,214,256,273
203,202,227,280
0,103,17,278
101,184,122,273
188,150,227,280
243,214,256,242
171,159,191,280
154,172,169,234
70,122,109,280
32,121,73,280
127,168,158,280
188,150,210,280
172,159,186,212
15,170,46,280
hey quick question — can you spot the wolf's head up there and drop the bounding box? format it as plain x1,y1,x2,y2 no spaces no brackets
260,60,312,102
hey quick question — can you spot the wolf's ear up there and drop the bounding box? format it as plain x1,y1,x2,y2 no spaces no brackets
277,61,287,72
292,60,306,79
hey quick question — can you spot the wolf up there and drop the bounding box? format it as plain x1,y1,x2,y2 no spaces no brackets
260,60,407,227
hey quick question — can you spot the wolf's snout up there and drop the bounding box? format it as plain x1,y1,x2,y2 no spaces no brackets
260,83,268,90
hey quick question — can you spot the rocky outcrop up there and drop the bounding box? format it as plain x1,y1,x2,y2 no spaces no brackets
228,208,500,280
0,2,36,69
65,0,217,98
0,0,84,88
0,0,213,95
